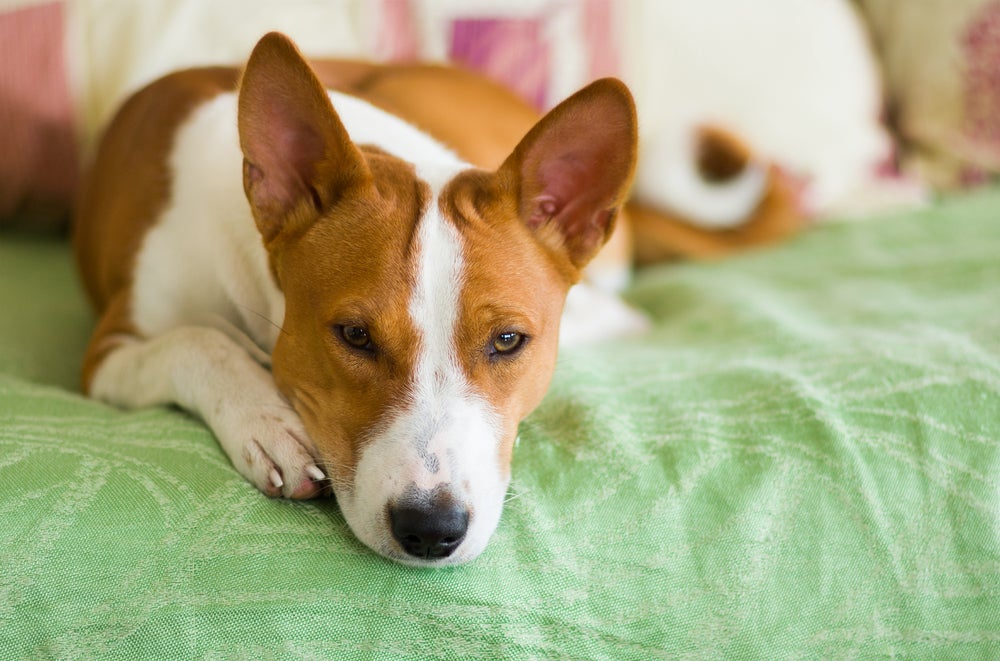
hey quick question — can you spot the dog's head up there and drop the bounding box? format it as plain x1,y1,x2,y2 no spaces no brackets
237,33,637,566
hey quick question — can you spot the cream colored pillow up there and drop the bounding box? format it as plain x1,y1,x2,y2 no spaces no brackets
859,0,1000,188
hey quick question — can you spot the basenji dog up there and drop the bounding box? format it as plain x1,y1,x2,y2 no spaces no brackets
73,32,638,566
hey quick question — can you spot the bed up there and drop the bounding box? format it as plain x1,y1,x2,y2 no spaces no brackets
2,188,998,658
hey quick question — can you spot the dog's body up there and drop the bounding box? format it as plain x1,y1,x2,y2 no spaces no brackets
74,34,639,565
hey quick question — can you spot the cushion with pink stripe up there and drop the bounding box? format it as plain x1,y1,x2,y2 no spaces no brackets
0,1,77,229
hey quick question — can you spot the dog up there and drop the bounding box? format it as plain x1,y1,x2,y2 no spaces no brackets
73,32,640,566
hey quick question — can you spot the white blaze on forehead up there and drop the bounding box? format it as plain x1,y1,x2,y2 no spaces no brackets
308,90,512,563
410,170,466,401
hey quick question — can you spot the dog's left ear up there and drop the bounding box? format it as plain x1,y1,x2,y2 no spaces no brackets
499,78,638,275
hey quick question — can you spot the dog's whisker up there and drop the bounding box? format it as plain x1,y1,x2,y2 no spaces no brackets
238,303,288,336
504,490,529,504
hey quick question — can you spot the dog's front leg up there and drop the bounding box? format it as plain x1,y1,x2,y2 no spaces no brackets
88,325,325,499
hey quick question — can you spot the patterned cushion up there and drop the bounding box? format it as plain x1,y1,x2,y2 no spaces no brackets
859,0,1000,187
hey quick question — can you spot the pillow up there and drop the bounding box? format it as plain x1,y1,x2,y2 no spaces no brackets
0,0,371,230
0,2,77,230
858,0,1000,188
372,0,621,112
0,0,620,230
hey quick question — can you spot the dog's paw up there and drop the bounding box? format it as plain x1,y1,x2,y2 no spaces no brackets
219,405,327,500
559,282,651,348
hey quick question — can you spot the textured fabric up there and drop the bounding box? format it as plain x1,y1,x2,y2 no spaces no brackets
2,190,1000,657
449,18,552,110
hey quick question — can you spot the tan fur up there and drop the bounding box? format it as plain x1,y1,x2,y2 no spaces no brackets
241,48,636,490
266,153,431,489
309,60,636,278
439,170,569,473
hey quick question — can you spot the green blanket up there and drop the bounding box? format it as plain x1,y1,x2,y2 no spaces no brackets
2,190,999,659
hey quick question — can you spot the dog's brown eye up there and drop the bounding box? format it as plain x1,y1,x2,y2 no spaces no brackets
338,325,373,351
492,331,525,355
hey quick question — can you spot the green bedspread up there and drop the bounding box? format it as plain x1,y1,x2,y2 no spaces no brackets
2,190,999,659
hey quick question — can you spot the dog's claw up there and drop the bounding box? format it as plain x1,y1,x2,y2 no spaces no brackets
224,402,320,499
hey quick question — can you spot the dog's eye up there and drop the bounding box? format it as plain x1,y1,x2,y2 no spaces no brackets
337,324,374,352
491,331,526,356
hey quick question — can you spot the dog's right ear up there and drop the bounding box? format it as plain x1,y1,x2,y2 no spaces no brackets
238,32,370,244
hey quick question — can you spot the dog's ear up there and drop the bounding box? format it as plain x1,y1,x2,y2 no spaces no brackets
498,78,637,276
238,32,369,243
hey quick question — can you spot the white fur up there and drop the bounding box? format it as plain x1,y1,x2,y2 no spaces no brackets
130,90,464,344
92,95,317,497
130,95,284,348
635,127,769,230
341,196,508,565
90,326,320,495
623,0,891,217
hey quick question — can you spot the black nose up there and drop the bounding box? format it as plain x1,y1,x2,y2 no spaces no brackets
390,497,469,560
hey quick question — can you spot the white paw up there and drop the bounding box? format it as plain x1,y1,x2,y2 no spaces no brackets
88,326,326,499
218,402,327,500
559,283,651,348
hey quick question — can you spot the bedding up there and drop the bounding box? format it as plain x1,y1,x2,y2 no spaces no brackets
1,189,999,658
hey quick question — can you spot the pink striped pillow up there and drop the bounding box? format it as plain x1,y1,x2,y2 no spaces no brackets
372,0,621,112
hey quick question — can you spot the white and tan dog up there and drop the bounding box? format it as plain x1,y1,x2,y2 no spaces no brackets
74,33,638,566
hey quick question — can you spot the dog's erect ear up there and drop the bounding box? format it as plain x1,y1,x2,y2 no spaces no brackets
238,32,369,243
499,78,637,276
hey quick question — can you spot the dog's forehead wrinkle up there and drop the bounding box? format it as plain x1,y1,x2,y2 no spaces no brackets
402,177,430,257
